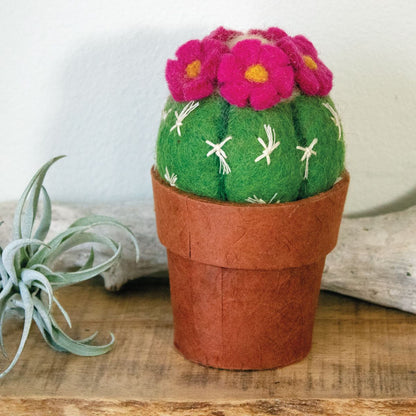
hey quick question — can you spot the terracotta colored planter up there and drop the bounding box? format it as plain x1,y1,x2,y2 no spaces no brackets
151,168,349,370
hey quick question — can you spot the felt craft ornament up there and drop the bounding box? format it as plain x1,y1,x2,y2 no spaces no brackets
153,26,349,370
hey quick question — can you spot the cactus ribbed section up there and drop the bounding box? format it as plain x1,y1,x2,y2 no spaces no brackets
156,94,345,203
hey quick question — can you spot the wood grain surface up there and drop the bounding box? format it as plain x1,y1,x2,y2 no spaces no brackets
0,276,415,415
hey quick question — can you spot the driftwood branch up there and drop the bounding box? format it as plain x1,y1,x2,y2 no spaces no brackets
322,206,416,314
0,201,415,314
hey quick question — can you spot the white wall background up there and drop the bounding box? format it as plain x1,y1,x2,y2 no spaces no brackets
1,0,416,216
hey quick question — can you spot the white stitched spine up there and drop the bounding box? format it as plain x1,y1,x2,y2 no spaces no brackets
296,138,318,180
164,167,178,187
170,101,199,136
161,108,172,121
206,136,232,175
322,102,342,140
246,193,280,204
254,124,280,165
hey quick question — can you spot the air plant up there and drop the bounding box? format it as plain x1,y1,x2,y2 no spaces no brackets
0,156,139,377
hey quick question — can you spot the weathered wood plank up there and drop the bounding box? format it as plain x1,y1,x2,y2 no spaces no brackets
0,277,415,410
0,398,415,416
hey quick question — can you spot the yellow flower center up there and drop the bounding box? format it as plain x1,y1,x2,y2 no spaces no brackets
303,55,318,70
244,64,269,83
185,59,201,79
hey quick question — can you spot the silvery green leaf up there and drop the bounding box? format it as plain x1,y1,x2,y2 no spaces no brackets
70,215,140,262
79,248,95,271
32,297,53,334
0,276,14,301
43,232,119,266
47,310,98,346
2,239,48,284
51,243,121,288
38,273,65,285
0,255,9,287
45,313,114,355
31,186,52,251
27,226,88,268
21,268,53,311
75,331,99,345
13,156,65,240
0,293,14,358
28,264,65,281
21,186,52,257
49,323,115,356
0,282,34,378
32,281,52,307
32,312,67,352
52,295,72,328
21,181,45,240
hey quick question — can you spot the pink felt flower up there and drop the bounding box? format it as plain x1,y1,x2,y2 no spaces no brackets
166,38,227,101
248,27,288,43
206,26,243,43
277,35,333,96
217,39,294,110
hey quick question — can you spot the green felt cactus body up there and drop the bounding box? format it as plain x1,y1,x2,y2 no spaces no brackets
156,94,344,203
156,27,345,203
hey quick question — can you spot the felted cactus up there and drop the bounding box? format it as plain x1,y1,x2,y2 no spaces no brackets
156,27,345,203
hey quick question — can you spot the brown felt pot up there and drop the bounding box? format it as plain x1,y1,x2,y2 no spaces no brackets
151,168,349,370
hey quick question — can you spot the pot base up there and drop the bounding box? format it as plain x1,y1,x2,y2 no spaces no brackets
168,250,325,370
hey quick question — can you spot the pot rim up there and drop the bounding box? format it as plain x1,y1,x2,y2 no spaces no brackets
152,168,349,270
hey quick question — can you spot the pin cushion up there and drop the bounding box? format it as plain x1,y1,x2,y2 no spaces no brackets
155,26,345,204
151,26,349,370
